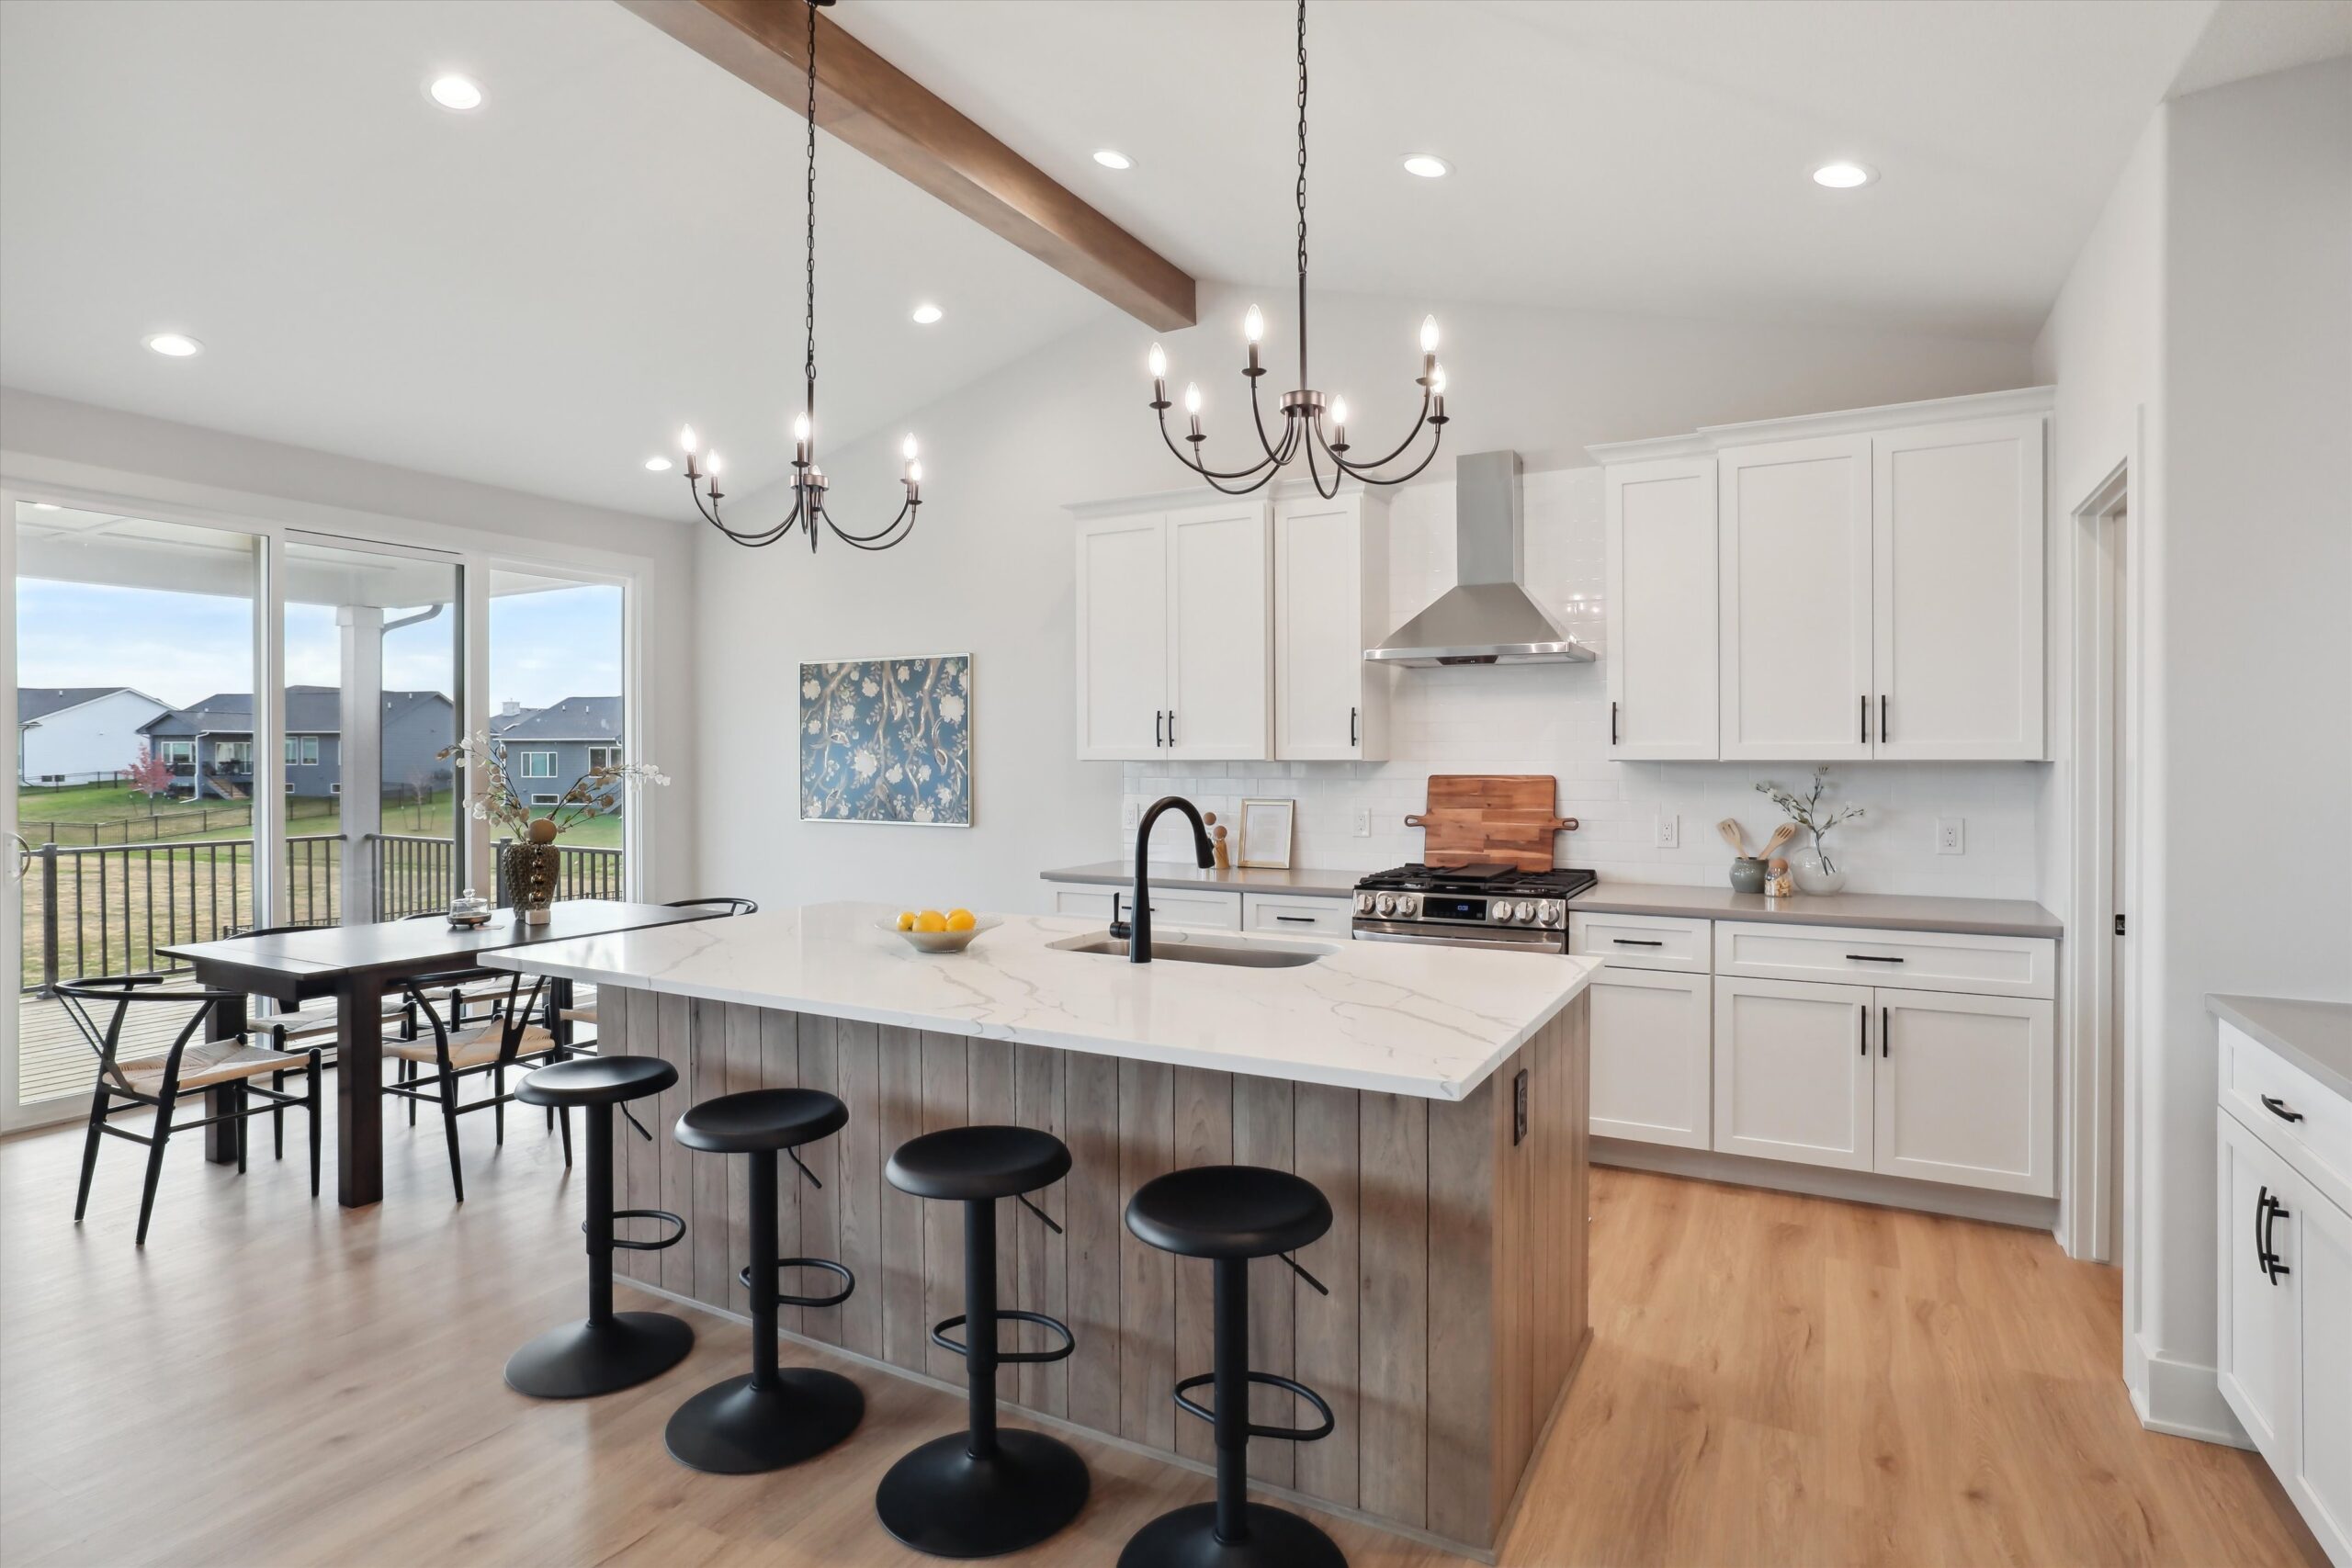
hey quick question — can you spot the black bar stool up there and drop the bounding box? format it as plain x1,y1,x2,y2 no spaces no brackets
505,1055,694,1399
1122,1164,1343,1568
665,1088,865,1472
876,1125,1087,1558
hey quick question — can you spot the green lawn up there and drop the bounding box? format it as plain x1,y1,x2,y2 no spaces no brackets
14,782,624,849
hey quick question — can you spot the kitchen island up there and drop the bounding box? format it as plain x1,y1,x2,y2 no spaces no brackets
488,902,1595,1560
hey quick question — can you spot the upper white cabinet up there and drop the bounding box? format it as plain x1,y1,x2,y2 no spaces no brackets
1272,491,1388,761
1592,388,2050,762
1603,458,1717,760
1073,501,1269,761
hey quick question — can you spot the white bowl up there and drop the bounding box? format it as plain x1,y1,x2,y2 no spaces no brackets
879,915,1001,953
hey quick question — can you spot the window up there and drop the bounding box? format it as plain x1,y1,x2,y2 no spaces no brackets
285,780,297,794
284,735,320,765
158,740,193,766
329,783,342,795
586,745,621,772
519,750,557,779
214,740,253,769
530,792,561,807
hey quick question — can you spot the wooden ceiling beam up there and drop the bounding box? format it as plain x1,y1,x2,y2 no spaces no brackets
616,0,1197,330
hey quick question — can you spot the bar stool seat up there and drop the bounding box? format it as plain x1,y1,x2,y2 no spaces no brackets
676,1087,848,1154
504,1055,693,1400
885,1123,1069,1201
1121,1165,1345,1568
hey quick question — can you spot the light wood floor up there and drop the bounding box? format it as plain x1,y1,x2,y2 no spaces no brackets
0,1099,2319,1567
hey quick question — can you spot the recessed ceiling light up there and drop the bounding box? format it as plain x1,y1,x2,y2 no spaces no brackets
142,332,202,357
1092,149,1134,170
428,74,483,112
1811,161,1876,189
1401,153,1451,178
910,302,944,325
644,456,673,472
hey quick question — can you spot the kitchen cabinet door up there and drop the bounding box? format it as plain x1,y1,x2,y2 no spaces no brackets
1712,976,1873,1171
1871,987,2054,1195
1074,512,1169,760
1164,500,1270,760
1273,492,1386,760
2218,1111,2300,1468
1717,435,1873,760
1605,457,1718,759
2291,1187,2352,1567
1589,966,1711,1150
1872,418,2046,760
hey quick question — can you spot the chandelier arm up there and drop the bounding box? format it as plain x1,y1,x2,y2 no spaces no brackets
1301,426,1343,502
1249,374,1286,465
1170,427,1283,496
823,497,921,547
1325,388,1434,473
692,479,807,547
1157,406,1283,483
1325,419,1447,489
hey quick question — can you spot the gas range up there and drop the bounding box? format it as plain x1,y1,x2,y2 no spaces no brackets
1350,863,1597,953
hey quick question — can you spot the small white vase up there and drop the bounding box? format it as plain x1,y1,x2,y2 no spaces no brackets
1791,846,1848,896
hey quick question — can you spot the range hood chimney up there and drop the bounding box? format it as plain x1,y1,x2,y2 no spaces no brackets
1363,450,1595,666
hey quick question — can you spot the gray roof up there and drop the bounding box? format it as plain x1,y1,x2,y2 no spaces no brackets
17,686,164,725
141,685,450,738
493,695,620,743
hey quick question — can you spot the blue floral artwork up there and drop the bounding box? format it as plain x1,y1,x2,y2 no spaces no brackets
799,656,972,826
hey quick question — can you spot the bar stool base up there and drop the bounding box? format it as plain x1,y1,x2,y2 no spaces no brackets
504,1312,694,1400
665,1369,865,1473
876,1429,1091,1559
1117,1501,1347,1568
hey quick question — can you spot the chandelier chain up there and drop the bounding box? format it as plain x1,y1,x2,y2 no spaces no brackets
804,0,818,412
1295,0,1308,383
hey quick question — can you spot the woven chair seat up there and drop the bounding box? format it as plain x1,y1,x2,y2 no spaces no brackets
387,1022,558,1070
259,1001,416,1043
117,1040,305,1095
559,1006,597,1025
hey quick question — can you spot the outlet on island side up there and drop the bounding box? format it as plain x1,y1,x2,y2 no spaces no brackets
1937,817,1964,855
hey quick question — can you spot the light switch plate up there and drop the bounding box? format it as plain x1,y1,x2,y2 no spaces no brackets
1936,817,1964,855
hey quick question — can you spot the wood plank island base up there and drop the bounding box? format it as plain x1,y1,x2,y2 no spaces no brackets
490,904,1596,1559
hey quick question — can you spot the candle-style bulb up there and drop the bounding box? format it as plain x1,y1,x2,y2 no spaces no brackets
1419,314,1440,353
1244,304,1264,344
792,412,811,444
707,450,723,476
679,424,698,454
1148,342,1168,378
1330,396,1349,428
908,460,923,483
1430,362,1447,394
1183,382,1202,415
901,433,919,460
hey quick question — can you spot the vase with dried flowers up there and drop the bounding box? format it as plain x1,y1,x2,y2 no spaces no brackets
439,730,669,923
1756,768,1864,896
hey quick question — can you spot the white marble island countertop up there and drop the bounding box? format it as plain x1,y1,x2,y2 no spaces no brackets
485,900,1595,1101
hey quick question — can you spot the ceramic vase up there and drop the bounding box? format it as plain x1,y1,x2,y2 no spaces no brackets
1790,844,1847,896
503,841,561,924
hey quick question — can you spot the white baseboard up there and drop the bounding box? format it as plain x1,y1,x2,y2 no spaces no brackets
2130,1333,2251,1448
1591,1138,2064,1232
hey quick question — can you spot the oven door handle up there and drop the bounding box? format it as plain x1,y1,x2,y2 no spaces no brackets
1351,926,1564,954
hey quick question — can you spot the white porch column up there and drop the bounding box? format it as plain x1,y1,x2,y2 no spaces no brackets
338,606,383,923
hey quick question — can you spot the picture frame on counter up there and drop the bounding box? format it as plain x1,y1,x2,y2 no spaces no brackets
1238,797,1295,869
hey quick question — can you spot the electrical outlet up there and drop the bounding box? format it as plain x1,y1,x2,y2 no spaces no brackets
1656,811,1679,850
1936,817,1964,855
1121,799,1140,830
1352,808,1372,838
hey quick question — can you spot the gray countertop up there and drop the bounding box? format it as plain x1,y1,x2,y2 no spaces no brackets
1042,863,2063,937
2210,993,2352,1103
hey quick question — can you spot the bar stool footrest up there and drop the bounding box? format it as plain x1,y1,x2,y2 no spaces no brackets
1172,1370,1335,1441
597,1207,686,1252
929,1309,1076,1364
737,1256,855,1309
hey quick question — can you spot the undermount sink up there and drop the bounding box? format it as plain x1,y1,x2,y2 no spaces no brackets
1047,931,1329,969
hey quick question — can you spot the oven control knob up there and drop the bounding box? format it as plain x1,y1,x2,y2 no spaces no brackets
1538,900,1563,926
1515,901,1536,923
1375,894,1396,917
1492,903,1516,923
1355,891,1375,915
1396,894,1419,917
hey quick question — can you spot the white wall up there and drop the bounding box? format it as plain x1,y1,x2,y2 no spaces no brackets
17,687,169,784
1,388,702,894
691,279,2031,915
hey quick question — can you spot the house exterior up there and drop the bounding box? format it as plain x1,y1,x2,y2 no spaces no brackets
138,686,455,801
16,686,173,786
490,695,623,807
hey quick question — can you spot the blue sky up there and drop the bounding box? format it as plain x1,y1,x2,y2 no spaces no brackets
16,578,622,716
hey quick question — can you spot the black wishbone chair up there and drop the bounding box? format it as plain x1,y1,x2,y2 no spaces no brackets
62,975,322,1246
384,967,571,1201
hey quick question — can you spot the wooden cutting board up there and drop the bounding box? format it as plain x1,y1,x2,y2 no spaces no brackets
1404,774,1578,871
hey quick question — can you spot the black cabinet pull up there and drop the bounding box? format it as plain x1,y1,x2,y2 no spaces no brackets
2256,1185,2274,1272
2261,1094,2305,1124
2262,1190,2293,1284
1881,1004,1889,1057
1880,694,1888,744
1859,1008,1867,1057
1169,709,1177,744
1611,938,1666,947
1350,705,1359,747
1275,914,1315,924
1611,700,1620,747
1154,710,1164,747
1860,694,1868,743
1846,953,1905,964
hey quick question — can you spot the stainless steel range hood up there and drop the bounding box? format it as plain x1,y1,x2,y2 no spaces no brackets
1363,450,1595,666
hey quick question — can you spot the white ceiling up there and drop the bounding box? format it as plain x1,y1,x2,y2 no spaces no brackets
0,0,1107,515
5,0,2333,516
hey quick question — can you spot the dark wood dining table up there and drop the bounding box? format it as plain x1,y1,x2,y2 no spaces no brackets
159,900,724,1207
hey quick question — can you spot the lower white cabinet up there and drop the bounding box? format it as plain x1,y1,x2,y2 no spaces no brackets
2295,1189,2352,1565
2219,1111,2300,1461
1588,966,1712,1150
1712,976,1874,1171
1049,886,1241,931
1240,893,1350,937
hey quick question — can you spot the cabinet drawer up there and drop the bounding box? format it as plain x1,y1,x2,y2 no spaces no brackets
1051,886,1242,931
1713,920,2053,999
1242,893,1350,936
1570,910,1710,973
2222,1022,2352,1215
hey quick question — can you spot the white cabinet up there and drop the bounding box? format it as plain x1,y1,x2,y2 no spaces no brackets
1872,418,2045,759
1874,987,2053,1196
1049,886,1240,931
2218,1111,2301,1476
1713,976,1874,1171
2294,1189,2352,1566
1240,892,1351,937
1604,458,1716,760
1589,966,1712,1149
1718,435,1874,761
1272,492,1387,760
1072,502,1269,761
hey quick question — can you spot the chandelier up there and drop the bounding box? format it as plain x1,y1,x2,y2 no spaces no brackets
677,0,922,550
1145,0,1449,500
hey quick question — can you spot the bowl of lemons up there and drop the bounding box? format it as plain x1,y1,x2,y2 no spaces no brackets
883,907,999,953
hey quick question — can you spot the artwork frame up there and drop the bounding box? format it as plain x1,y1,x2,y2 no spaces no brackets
798,654,972,827
1238,797,1295,869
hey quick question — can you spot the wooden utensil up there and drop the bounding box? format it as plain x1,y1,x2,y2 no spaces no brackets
1404,774,1578,871
1717,818,1751,857
1758,822,1797,862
